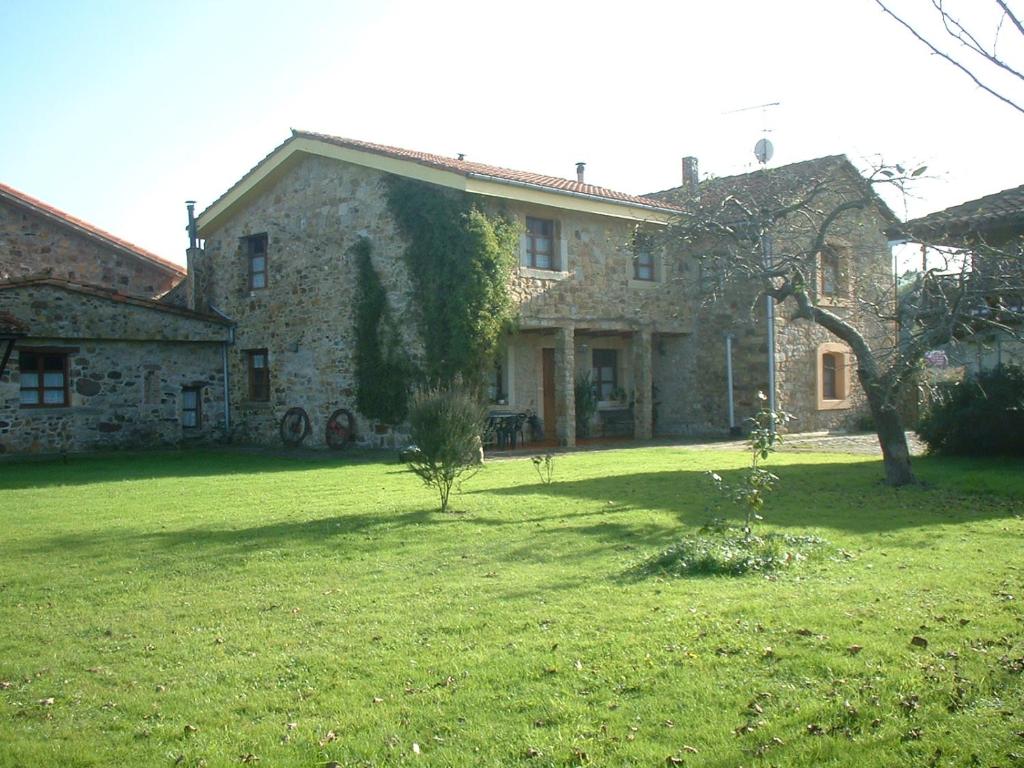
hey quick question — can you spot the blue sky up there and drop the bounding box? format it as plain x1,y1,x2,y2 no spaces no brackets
2,0,1022,265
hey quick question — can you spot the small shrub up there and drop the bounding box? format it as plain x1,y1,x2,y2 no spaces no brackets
637,521,827,577
406,380,487,512
574,373,598,438
531,453,555,485
917,365,1024,456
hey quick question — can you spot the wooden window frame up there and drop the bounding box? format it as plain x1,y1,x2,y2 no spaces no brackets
244,233,269,291
18,348,70,408
525,217,558,270
816,343,852,410
247,349,270,402
592,348,618,402
182,386,202,429
633,233,656,282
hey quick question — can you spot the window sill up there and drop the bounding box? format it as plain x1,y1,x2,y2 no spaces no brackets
629,278,660,289
519,267,570,281
818,296,851,308
18,405,71,412
597,401,629,410
817,398,851,411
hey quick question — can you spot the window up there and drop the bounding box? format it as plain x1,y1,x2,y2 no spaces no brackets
488,359,506,404
19,350,68,407
633,234,656,281
819,247,841,298
817,343,851,410
526,217,557,270
182,386,201,429
247,349,270,401
822,354,839,400
244,233,268,290
592,349,618,401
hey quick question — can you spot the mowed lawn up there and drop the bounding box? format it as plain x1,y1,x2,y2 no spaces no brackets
0,447,1022,767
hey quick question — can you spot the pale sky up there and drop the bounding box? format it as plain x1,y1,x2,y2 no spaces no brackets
2,0,1021,267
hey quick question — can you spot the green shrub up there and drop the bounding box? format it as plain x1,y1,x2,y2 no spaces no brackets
574,373,598,438
637,521,827,577
406,380,487,512
917,365,1024,456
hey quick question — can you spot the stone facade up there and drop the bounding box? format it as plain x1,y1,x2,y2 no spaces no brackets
0,280,228,454
186,138,898,449
198,153,692,448
0,185,183,298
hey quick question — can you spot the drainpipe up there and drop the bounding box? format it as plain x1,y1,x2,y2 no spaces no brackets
725,333,738,435
761,233,777,433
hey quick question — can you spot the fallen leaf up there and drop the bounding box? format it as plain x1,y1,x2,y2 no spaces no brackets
795,628,813,637
286,722,298,730
574,660,583,671
666,757,683,766
319,730,336,746
239,754,259,763
910,636,929,649
682,744,699,753
184,724,199,735
38,697,54,706
806,723,825,735
848,645,863,655
525,747,542,758
0,681,11,689
372,696,384,704
412,742,421,755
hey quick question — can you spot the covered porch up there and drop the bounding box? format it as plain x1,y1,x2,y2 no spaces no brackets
485,322,661,449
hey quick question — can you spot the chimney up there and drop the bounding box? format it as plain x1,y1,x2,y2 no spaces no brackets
681,156,699,197
576,162,586,184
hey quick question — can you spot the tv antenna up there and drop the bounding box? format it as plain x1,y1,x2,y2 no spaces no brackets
722,101,781,165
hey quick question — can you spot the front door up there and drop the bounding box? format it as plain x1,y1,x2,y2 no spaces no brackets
542,347,556,439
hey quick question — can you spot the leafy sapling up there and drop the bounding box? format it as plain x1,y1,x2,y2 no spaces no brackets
710,392,791,541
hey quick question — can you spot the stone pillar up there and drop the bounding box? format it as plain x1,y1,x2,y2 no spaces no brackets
555,325,576,447
633,327,653,440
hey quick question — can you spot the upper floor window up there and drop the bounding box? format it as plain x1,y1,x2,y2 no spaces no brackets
247,349,270,401
526,217,557,270
19,350,68,407
244,233,268,290
819,246,841,298
633,233,656,281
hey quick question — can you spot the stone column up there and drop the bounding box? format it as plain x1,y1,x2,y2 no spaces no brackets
633,327,653,440
555,325,576,447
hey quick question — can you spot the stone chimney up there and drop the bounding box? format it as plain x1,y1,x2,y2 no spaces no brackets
186,246,212,313
576,162,586,184
681,156,699,197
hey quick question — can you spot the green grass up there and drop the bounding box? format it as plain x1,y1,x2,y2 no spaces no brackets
0,446,1022,767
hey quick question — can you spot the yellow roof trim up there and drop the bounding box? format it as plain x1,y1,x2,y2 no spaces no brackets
196,136,675,236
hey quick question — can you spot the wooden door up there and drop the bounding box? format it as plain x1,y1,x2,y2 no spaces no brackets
542,347,556,439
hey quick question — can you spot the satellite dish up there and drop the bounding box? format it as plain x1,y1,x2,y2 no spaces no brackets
754,138,774,164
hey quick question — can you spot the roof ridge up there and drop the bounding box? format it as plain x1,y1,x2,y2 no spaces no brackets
0,182,185,275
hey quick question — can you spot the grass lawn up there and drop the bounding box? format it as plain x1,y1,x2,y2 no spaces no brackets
0,446,1022,767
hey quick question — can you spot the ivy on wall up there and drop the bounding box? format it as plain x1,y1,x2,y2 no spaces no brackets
352,237,412,425
384,178,518,387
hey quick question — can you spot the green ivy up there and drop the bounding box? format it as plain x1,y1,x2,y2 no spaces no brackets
385,178,518,387
352,237,412,425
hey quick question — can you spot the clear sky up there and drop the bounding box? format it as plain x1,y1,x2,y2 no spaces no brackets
2,0,1021,267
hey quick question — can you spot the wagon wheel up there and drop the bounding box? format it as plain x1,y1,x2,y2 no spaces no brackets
326,408,356,449
279,407,311,447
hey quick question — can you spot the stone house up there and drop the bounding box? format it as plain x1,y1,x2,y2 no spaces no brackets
189,132,896,448
0,186,230,454
650,155,899,434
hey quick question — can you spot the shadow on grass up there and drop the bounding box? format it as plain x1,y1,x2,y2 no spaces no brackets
0,447,403,490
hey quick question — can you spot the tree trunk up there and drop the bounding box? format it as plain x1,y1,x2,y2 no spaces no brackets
861,376,916,486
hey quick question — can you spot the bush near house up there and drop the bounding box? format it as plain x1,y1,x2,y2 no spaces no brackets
917,364,1024,455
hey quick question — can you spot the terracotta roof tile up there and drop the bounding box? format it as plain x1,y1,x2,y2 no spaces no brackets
903,184,1024,241
0,182,184,275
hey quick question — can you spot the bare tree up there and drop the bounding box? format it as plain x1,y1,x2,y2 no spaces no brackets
661,158,1023,486
874,0,1024,115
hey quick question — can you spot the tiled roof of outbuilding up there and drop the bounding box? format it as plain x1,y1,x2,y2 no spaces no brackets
0,183,184,276
902,184,1024,241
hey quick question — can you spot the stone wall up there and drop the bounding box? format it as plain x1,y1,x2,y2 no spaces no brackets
200,153,693,448
0,196,183,298
0,339,226,454
0,282,228,455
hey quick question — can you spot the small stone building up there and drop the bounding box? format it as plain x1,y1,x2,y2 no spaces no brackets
0,186,229,455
